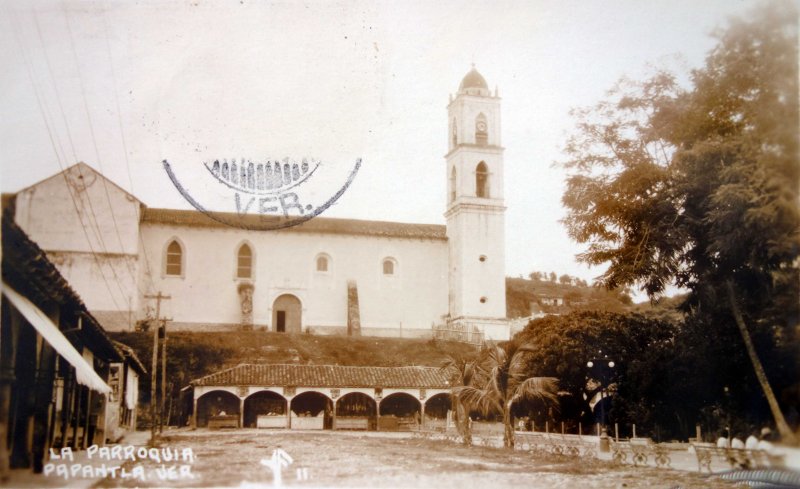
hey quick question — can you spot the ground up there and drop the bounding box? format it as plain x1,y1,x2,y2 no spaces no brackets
98,429,739,489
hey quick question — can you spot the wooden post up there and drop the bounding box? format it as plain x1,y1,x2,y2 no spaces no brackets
632,424,636,438
579,422,582,437
614,423,619,442
32,339,56,472
160,322,168,433
545,421,548,433
82,390,92,449
561,421,564,434
191,398,198,429
144,292,170,445
0,308,20,480
70,386,81,449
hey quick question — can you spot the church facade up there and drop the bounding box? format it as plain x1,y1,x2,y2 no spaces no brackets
8,68,511,340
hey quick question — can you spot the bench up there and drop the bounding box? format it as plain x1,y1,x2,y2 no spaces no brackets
611,438,671,467
208,415,239,429
334,416,369,430
691,443,784,472
515,431,597,458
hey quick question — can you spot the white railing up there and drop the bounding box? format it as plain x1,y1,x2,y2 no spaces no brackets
432,322,484,345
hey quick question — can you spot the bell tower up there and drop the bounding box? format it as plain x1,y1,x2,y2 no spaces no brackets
445,66,509,341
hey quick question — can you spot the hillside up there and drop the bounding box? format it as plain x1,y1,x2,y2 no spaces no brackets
506,277,634,318
110,331,477,403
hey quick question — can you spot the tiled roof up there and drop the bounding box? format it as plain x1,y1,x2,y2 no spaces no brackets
141,208,447,240
113,341,147,375
192,364,451,389
2,214,123,363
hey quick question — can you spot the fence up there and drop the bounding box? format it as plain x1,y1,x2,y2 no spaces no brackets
431,322,484,345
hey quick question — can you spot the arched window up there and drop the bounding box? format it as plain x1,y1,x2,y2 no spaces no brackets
476,162,489,198
165,240,183,276
237,244,253,278
449,167,457,203
475,113,488,146
382,258,396,275
316,255,329,272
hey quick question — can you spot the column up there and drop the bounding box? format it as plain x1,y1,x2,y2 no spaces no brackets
420,401,426,431
375,397,381,431
332,402,337,431
82,390,92,449
191,398,198,429
239,398,244,428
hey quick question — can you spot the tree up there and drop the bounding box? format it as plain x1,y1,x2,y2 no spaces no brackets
561,2,799,442
549,272,557,282
453,342,558,448
559,274,572,285
528,271,543,282
441,354,478,446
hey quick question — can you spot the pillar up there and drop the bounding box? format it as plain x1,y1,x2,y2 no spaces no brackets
332,402,337,431
239,398,244,428
420,400,426,430
82,390,92,449
191,398,198,429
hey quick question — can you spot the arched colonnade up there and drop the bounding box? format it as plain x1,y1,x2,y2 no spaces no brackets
193,385,452,431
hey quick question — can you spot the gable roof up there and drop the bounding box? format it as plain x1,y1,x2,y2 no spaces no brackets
142,208,447,240
2,214,123,362
15,162,140,203
191,363,450,389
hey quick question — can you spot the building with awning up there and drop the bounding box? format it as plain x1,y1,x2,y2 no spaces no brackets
187,364,453,432
0,214,143,477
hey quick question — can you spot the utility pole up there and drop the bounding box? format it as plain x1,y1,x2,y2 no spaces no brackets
144,292,170,445
159,318,171,433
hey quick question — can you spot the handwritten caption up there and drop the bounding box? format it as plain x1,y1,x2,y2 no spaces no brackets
44,445,195,482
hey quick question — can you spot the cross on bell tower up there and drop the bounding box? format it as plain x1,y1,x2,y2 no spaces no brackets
445,66,509,341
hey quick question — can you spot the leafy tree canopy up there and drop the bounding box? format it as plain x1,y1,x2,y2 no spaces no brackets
560,1,799,440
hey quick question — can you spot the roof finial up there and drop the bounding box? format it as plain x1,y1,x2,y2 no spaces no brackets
471,62,476,69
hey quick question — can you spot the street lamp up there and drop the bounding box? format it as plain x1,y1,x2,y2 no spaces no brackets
586,356,616,429
586,355,616,452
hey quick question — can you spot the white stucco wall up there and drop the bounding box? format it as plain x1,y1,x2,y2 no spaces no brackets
138,222,449,335
13,163,141,328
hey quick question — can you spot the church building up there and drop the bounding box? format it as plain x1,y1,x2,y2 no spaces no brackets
7,68,511,341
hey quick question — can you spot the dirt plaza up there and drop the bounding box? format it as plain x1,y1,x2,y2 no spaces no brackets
95,429,741,489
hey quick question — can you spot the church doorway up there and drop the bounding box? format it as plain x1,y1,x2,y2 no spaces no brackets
272,294,301,333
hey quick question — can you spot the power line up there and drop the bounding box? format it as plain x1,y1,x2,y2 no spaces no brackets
8,10,125,313
100,4,156,295
62,9,144,296
30,10,132,310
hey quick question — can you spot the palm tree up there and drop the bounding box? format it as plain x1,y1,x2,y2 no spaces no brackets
453,342,558,448
441,354,479,446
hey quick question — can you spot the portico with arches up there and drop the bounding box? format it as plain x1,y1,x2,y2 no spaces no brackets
189,364,452,431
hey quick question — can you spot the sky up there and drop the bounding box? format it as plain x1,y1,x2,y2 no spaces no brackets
0,0,767,298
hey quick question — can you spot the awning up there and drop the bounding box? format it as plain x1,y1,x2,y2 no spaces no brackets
2,283,111,394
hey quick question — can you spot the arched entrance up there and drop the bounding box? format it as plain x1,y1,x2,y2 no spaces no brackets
425,393,451,430
196,390,240,428
290,391,332,430
272,294,302,333
335,392,376,430
379,393,421,431
243,391,287,428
